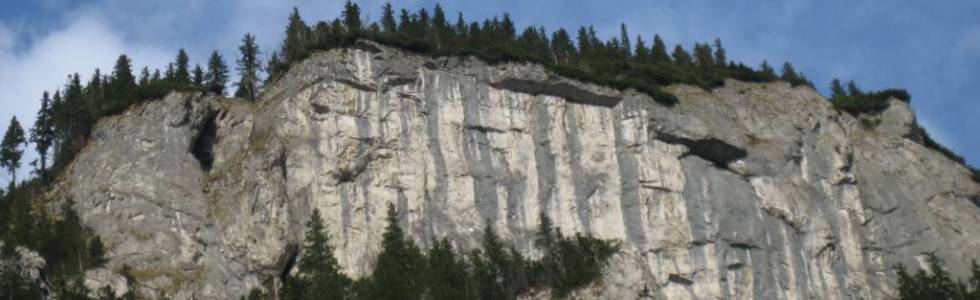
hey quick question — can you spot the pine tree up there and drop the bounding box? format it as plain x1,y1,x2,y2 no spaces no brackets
192,64,206,90
846,80,862,96
619,23,631,58
759,60,776,80
235,34,263,100
174,49,192,87
0,116,27,187
830,79,846,99
651,34,670,63
781,62,801,84
672,45,692,65
380,3,397,33
693,43,714,68
431,4,448,50
342,0,362,33
426,238,469,300
293,209,351,300
634,35,649,63
205,51,230,96
266,51,283,84
283,7,310,64
138,67,151,87
713,38,727,65
473,224,508,300
30,91,55,175
164,63,176,83
1,117,26,186
550,29,575,64
366,204,426,300
106,55,137,115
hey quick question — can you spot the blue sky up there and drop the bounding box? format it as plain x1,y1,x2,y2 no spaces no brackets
1,0,978,185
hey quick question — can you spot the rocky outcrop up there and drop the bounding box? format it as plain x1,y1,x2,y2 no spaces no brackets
56,41,980,299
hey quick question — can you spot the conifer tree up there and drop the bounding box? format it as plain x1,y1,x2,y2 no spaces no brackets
550,29,575,64
672,45,692,65
30,91,55,175
205,51,230,96
174,49,192,87
283,7,310,65
380,3,397,33
0,117,26,186
713,38,727,65
164,63,176,83
431,4,449,50
366,204,426,300
781,62,800,84
425,238,469,300
192,64,206,90
619,23,631,57
693,43,714,68
651,34,670,63
138,67,151,87
830,78,846,99
235,33,263,100
634,35,649,63
342,0,362,33
106,55,136,115
292,209,350,300
846,80,862,96
759,60,776,79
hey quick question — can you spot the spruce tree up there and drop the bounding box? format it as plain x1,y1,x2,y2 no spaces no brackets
205,51,230,96
672,45,692,65
367,204,426,300
293,209,350,300
619,23,631,57
1,117,26,186
431,4,448,50
846,80,862,96
138,67,151,87
381,3,397,33
425,238,469,300
235,33,263,100
830,79,846,99
713,38,727,65
651,34,670,63
693,43,714,68
106,55,136,115
192,64,206,90
781,62,800,84
551,29,575,64
174,49,192,87
342,0,362,33
759,60,776,80
634,35,649,63
283,7,309,65
30,91,55,175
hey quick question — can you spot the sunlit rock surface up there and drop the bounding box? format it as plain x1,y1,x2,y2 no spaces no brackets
57,41,980,299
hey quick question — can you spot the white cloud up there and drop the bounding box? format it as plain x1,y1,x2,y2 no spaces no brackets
0,12,171,185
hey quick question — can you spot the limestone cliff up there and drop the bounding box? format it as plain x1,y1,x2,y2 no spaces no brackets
55,41,980,299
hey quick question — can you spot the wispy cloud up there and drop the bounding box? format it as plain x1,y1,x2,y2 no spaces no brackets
0,9,171,184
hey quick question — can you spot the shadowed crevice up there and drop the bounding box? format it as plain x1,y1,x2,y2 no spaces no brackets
190,110,220,172
654,131,747,168
489,78,622,107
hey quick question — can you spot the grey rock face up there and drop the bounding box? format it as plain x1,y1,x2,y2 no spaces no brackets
58,41,980,299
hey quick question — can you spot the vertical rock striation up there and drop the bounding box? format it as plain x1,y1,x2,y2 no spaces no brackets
58,41,980,299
